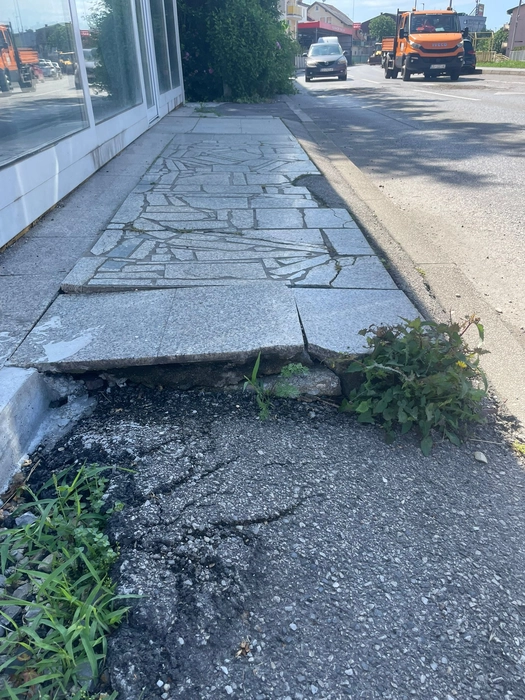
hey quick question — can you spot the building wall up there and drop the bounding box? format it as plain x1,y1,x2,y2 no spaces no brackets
509,7,525,51
309,4,346,29
0,0,184,249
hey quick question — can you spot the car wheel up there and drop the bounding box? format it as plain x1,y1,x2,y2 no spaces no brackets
402,62,411,81
450,70,460,81
305,76,311,82
338,73,347,81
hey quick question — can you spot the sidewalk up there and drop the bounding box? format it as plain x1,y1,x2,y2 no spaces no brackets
1,105,418,477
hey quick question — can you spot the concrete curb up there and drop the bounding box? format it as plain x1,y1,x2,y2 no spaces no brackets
0,367,51,491
477,67,525,76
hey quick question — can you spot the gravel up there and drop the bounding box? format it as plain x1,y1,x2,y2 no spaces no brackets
33,384,525,700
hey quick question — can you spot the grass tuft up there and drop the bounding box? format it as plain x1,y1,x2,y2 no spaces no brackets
0,464,132,699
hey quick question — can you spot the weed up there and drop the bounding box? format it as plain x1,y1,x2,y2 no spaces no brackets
244,356,310,417
0,464,134,699
513,441,525,457
340,316,488,455
244,353,272,420
415,267,426,278
279,363,309,379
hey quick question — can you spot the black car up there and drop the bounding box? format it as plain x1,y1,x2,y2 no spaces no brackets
462,38,477,73
304,43,347,82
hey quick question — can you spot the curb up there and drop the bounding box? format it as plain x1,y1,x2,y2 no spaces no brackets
0,367,52,491
477,67,525,76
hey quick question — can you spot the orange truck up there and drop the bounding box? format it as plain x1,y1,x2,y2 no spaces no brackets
381,8,467,81
0,23,38,92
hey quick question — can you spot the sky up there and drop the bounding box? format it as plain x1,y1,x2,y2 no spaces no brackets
3,0,513,33
337,0,513,30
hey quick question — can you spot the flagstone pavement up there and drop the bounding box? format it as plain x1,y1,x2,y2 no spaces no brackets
10,112,418,372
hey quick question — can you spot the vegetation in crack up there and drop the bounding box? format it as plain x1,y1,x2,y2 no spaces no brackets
0,464,135,699
339,316,489,455
244,354,311,418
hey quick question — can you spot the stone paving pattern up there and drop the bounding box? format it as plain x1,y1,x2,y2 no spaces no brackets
12,115,419,370
63,120,395,293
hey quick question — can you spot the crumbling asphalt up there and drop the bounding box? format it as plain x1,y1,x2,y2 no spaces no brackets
36,381,525,700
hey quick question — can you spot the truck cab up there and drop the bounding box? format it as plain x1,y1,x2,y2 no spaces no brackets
383,10,465,81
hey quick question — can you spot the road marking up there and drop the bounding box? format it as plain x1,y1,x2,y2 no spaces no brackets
494,92,525,95
361,79,381,84
411,88,480,101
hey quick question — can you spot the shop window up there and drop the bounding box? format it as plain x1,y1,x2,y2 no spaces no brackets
149,0,171,93
77,0,142,123
0,1,88,168
163,0,180,89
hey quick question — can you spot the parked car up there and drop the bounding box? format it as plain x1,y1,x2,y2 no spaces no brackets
304,43,348,82
38,59,57,79
462,38,476,73
52,62,63,78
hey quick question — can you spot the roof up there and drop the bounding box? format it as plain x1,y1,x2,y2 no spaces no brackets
298,20,354,35
508,4,524,13
307,2,353,27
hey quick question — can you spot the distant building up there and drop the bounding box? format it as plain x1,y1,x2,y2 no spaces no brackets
298,2,354,52
278,0,309,38
457,13,487,33
508,4,525,51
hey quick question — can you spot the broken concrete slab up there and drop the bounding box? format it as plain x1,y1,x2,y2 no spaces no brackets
294,288,420,359
10,284,305,372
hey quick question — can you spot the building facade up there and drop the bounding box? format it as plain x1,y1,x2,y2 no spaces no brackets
0,0,184,249
508,4,525,52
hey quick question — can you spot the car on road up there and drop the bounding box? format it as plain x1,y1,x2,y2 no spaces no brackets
38,59,58,79
304,42,348,82
462,38,477,73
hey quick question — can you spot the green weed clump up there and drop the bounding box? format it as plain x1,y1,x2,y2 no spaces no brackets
340,317,488,455
244,354,310,418
0,465,130,699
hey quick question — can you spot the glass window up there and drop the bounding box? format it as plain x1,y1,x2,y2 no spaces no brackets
76,0,142,123
0,1,88,168
149,0,171,93
163,0,180,89
135,0,155,108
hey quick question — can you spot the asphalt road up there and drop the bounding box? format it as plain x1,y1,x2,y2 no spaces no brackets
290,66,525,423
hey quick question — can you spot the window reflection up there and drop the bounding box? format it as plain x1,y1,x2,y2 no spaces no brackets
0,2,88,168
77,0,142,122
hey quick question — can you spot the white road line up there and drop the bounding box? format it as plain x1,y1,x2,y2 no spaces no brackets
361,79,381,84
494,92,525,95
411,88,480,101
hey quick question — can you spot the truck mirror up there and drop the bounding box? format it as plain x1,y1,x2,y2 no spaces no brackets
302,52,307,57
0,40,8,50
462,27,469,38
399,29,406,39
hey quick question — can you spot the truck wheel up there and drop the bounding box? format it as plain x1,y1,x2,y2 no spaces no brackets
450,71,460,81
384,68,392,79
391,70,399,79
0,70,9,93
402,63,411,81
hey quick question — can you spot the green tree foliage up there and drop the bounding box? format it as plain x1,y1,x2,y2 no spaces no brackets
178,0,298,101
493,26,508,53
46,24,74,53
368,15,396,41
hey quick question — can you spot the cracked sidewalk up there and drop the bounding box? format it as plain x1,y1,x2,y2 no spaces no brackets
6,106,418,375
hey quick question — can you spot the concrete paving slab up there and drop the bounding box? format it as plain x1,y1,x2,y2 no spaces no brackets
9,291,178,372
323,229,375,256
331,257,398,290
159,283,304,364
294,288,420,359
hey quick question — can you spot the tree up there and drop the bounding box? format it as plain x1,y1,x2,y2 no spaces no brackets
368,15,396,41
493,26,508,54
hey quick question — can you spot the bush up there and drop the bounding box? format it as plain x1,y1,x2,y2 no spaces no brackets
340,317,488,455
178,0,298,101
